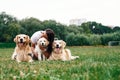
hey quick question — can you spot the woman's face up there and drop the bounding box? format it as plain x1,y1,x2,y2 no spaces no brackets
41,31,48,39
41,31,46,35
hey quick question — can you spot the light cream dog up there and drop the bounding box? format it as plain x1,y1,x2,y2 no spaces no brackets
35,37,49,60
12,34,33,62
48,40,79,61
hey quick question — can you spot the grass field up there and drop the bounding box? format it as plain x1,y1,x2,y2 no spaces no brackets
0,46,120,80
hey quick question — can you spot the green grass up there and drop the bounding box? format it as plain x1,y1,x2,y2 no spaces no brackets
0,46,120,80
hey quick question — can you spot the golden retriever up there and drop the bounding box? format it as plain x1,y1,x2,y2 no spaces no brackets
48,40,79,61
35,37,49,60
11,34,33,62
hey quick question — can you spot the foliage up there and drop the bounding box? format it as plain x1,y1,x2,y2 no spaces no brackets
0,43,15,48
0,12,20,42
89,34,102,45
43,20,67,40
0,12,120,45
101,32,120,45
67,25,84,34
113,26,120,32
88,21,113,34
20,17,44,37
66,33,89,46
80,22,92,34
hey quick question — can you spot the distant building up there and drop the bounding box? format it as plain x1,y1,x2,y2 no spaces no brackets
69,18,87,26
107,25,115,29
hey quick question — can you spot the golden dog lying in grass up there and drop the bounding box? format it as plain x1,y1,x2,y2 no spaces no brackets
12,34,33,62
48,40,79,61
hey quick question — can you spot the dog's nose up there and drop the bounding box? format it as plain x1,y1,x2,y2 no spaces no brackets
20,39,23,43
42,43,44,46
56,44,59,48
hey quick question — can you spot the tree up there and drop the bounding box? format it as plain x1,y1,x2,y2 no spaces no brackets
42,20,67,40
80,22,92,34
113,26,120,32
7,23,21,42
0,12,19,42
67,25,84,34
89,22,113,34
20,17,44,36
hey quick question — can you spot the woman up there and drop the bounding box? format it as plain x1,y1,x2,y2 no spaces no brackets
31,28,55,60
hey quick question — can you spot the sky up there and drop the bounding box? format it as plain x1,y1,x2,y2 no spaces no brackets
0,0,120,26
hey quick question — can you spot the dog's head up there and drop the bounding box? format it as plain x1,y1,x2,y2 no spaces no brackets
52,40,66,52
14,34,30,46
37,37,49,47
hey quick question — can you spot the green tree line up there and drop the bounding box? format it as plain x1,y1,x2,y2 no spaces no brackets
0,12,120,46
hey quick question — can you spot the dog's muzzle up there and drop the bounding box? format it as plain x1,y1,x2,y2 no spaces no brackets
41,43,45,46
56,44,60,48
20,39,23,43
28,53,33,58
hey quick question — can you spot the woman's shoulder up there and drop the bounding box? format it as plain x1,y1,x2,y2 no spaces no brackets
34,31,43,34
31,31,44,43
32,31,44,36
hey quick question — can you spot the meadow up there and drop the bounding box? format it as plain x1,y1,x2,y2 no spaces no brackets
0,46,120,80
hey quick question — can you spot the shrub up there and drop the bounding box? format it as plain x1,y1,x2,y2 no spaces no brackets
0,43,15,48
89,34,102,45
65,33,75,46
74,34,89,46
101,33,114,45
112,31,120,41
101,32,120,45
66,33,89,46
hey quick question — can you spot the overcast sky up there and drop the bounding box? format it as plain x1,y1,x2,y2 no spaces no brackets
0,0,120,26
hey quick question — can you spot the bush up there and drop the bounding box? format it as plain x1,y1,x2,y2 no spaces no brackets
65,33,75,46
66,33,89,46
65,32,120,46
101,34,114,45
101,32,120,45
89,34,102,45
108,41,120,46
75,34,89,46
0,43,15,48
112,31,120,41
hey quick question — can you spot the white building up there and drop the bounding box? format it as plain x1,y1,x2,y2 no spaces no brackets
69,18,87,26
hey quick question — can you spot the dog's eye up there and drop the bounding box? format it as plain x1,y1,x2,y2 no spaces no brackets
44,40,46,42
18,37,20,38
23,37,25,38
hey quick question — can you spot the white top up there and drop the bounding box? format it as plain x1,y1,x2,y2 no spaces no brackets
31,31,45,44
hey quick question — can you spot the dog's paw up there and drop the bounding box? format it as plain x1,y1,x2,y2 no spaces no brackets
12,55,17,60
71,56,79,60
29,59,33,62
75,56,79,58
28,53,33,57
17,60,21,63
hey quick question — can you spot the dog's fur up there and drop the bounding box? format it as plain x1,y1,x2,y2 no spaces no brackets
35,37,49,60
48,40,79,61
12,34,33,62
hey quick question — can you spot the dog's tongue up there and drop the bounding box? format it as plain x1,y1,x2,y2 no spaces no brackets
56,48,60,52
19,43,24,46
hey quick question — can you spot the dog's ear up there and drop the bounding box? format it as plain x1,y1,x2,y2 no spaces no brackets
62,40,66,48
52,41,55,48
26,35,31,43
47,39,49,45
14,35,18,42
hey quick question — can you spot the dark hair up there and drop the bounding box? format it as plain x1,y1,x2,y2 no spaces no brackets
45,29,55,53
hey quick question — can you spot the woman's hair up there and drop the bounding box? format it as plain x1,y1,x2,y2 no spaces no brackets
45,28,55,54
